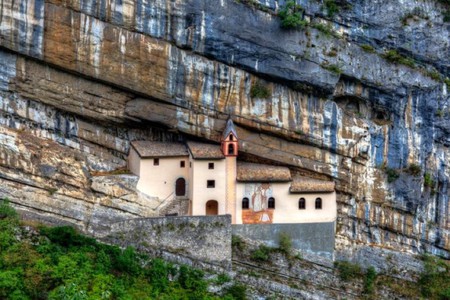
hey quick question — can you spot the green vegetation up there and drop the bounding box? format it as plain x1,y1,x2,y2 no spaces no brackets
360,44,375,53
324,0,339,17
363,266,377,296
419,255,450,299
0,200,243,300
407,163,422,176
382,49,416,68
312,23,335,37
232,235,246,251
278,1,308,29
427,70,442,81
224,284,247,300
322,63,342,74
436,109,445,118
385,167,400,183
278,232,293,256
424,172,435,188
334,261,363,281
444,78,450,88
250,81,271,99
251,244,272,262
216,273,232,285
234,0,270,13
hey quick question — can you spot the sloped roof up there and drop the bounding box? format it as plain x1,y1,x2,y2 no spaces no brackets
237,162,292,182
131,141,188,158
187,141,225,160
290,176,335,193
222,118,238,140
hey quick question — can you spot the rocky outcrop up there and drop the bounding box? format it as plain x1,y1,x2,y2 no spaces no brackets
0,0,448,258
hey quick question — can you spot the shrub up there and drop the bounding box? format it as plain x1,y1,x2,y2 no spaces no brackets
360,44,375,53
364,266,377,295
178,265,207,297
278,232,292,255
40,226,97,248
385,168,400,183
0,198,18,220
216,273,231,285
250,81,271,99
224,283,247,300
407,163,422,176
251,244,272,262
334,261,363,281
424,173,435,188
148,259,170,294
232,235,246,251
278,1,307,29
382,49,416,68
427,70,442,81
312,23,334,37
324,0,339,17
323,63,342,74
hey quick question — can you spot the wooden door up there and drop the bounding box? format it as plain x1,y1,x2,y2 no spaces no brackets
205,200,218,215
175,178,186,196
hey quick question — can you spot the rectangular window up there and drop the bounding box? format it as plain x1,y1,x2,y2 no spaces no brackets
153,158,159,166
208,162,214,169
180,161,185,168
207,180,215,188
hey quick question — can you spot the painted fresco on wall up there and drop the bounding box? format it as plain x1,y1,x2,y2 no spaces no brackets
242,183,273,224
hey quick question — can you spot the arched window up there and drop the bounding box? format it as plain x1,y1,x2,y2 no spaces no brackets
299,198,306,210
315,198,322,209
229,134,234,141
228,143,234,155
242,197,249,209
268,197,275,209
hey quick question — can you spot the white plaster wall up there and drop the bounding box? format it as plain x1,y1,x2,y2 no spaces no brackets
136,156,189,200
128,147,140,176
191,159,227,215
235,182,336,224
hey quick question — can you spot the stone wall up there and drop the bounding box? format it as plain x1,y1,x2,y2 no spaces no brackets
96,215,232,268
233,222,336,259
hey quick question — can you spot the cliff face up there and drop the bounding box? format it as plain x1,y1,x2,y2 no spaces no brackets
0,0,448,257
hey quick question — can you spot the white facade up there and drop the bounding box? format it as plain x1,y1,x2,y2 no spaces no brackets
129,147,189,200
235,182,336,225
189,156,227,215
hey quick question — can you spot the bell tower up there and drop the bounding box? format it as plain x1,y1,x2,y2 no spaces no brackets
222,118,238,223
221,118,238,156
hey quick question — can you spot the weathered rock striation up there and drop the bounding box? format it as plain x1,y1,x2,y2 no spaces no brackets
0,0,449,259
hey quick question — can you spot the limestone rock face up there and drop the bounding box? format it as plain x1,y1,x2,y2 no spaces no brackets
0,0,449,258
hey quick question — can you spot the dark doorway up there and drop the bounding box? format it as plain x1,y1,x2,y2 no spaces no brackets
228,144,234,155
175,178,186,196
206,200,218,215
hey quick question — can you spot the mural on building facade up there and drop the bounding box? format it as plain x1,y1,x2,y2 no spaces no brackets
242,183,273,224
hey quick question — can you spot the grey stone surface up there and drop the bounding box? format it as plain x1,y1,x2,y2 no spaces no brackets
97,215,232,268
233,222,336,259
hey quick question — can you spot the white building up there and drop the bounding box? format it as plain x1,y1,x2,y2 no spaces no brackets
128,119,336,225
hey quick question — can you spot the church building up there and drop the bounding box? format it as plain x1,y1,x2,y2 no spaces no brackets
128,119,337,226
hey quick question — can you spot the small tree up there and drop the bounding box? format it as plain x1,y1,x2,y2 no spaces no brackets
279,1,307,29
